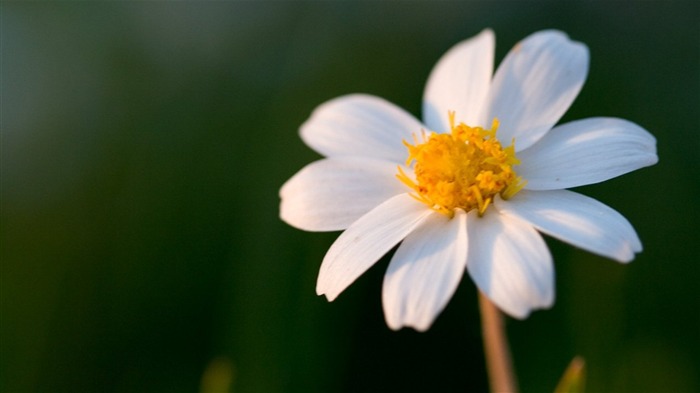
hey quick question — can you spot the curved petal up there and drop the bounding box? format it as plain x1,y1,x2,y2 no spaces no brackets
422,29,495,133
317,194,431,301
382,210,468,331
483,30,589,151
517,117,658,189
300,94,424,163
280,157,407,232
466,210,554,319
495,190,641,262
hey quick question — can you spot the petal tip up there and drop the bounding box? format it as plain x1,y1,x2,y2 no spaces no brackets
317,287,338,302
647,153,660,167
385,319,402,331
616,250,636,264
615,238,641,263
478,27,495,41
412,323,431,333
315,279,331,299
316,276,338,301
506,306,530,320
385,319,431,332
542,293,555,309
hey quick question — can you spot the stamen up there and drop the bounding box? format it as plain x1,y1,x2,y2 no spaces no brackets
398,114,526,217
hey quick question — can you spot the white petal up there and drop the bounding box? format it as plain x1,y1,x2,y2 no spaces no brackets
317,194,431,301
466,210,554,319
382,210,468,331
483,30,589,151
280,157,407,232
495,190,641,263
518,117,658,189
422,29,495,133
300,94,424,163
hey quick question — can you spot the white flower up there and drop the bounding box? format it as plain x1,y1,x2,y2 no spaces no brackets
279,29,658,331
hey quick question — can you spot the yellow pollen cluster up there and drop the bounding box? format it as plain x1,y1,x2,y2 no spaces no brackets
397,113,525,218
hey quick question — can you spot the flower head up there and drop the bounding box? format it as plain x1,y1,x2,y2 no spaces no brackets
397,115,525,217
280,30,658,331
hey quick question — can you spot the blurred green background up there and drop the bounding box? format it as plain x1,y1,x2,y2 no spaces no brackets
2,2,699,392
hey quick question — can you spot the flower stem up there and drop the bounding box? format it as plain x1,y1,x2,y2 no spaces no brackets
479,292,518,393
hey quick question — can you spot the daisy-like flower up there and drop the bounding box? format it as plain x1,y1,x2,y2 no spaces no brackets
280,29,658,331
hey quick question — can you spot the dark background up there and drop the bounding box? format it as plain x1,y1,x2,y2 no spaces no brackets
2,2,699,392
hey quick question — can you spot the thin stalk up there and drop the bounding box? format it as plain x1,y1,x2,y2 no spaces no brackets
479,292,518,393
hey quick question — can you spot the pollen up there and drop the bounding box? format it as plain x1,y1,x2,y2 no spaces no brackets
397,112,525,218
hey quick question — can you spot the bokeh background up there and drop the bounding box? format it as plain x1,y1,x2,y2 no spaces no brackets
2,2,699,392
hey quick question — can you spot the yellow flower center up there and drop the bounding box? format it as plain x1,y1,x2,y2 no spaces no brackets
397,112,525,218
